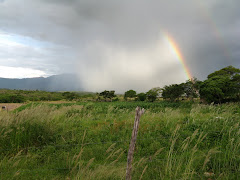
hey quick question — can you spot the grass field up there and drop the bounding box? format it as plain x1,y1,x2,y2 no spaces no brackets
0,101,240,179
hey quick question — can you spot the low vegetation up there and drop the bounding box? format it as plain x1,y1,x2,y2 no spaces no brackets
0,89,97,103
0,101,239,179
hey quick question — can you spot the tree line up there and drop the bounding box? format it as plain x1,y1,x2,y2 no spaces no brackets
98,66,240,104
0,90,96,103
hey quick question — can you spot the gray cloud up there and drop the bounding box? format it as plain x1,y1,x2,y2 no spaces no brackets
0,0,239,92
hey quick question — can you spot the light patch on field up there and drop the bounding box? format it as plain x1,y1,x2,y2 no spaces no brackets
0,103,23,111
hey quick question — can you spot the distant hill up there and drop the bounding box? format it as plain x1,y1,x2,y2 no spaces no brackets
0,74,83,91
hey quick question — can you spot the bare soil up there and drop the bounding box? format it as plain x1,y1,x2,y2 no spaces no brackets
0,101,75,111
0,103,24,111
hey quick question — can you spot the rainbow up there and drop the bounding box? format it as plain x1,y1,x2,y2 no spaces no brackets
164,34,192,80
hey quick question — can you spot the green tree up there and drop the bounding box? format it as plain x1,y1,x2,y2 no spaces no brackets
162,84,184,102
137,93,146,101
12,94,26,103
182,78,201,100
199,66,240,103
232,74,240,99
99,90,116,101
146,88,161,102
124,90,136,101
207,66,240,79
0,94,25,103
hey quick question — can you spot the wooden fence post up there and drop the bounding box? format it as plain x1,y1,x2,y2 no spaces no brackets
126,107,144,180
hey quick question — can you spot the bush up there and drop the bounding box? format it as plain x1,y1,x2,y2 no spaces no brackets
0,94,25,103
137,93,146,101
200,66,240,103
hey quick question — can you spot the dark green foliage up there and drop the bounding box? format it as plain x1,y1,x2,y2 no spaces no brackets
0,89,64,103
207,65,240,79
0,89,95,103
182,78,201,100
124,90,136,100
200,66,240,103
146,88,160,102
162,84,184,101
98,90,116,101
0,94,25,103
137,93,146,101
200,76,227,103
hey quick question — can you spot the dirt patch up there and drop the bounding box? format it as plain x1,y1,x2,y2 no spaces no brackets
0,101,75,111
0,103,24,111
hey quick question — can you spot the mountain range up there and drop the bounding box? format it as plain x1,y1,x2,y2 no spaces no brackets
0,74,83,92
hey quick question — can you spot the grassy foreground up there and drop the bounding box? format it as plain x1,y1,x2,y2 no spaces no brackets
0,102,240,179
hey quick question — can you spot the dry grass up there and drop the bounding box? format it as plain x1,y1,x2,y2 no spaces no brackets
0,103,24,111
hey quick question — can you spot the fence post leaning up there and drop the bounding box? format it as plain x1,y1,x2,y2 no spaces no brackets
126,106,144,180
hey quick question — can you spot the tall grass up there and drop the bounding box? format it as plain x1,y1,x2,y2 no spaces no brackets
0,102,239,179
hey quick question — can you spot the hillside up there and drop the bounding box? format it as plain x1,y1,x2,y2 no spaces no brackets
0,74,83,91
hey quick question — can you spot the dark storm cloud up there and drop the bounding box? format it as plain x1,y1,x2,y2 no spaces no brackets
0,0,239,92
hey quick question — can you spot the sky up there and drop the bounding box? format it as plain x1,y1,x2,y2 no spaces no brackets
0,0,239,92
